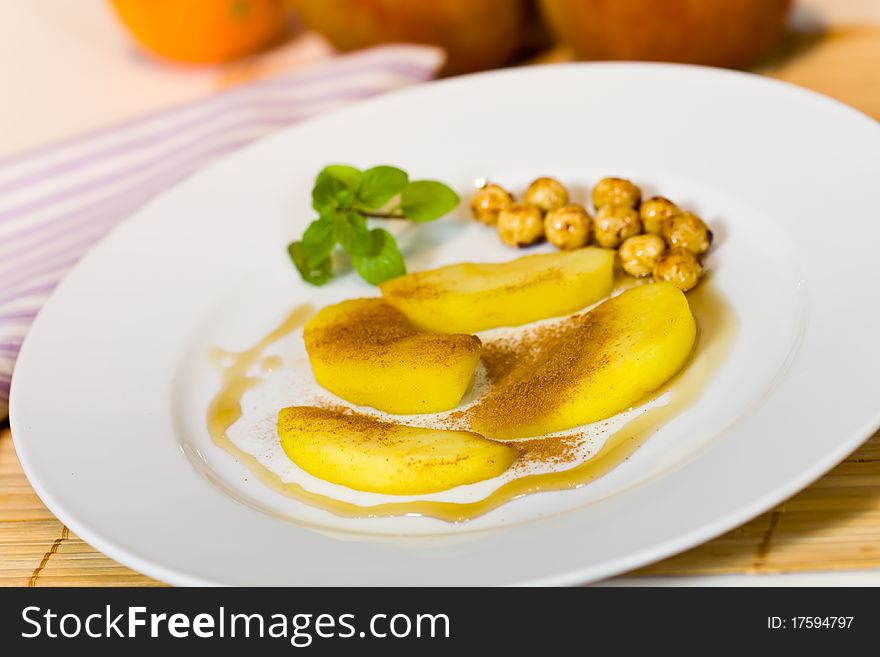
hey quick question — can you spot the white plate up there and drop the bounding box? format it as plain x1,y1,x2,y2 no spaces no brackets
11,64,880,586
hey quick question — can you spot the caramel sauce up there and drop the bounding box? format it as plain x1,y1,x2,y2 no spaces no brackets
259,355,283,373
206,281,736,523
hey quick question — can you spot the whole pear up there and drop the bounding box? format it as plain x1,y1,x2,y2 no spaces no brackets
292,0,533,75
540,0,791,69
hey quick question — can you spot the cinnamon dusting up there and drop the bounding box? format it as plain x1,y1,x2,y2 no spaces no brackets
305,402,587,470
304,298,481,368
513,433,586,470
204,281,737,522
467,300,622,437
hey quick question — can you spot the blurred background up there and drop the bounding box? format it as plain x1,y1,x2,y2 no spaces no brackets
2,0,879,157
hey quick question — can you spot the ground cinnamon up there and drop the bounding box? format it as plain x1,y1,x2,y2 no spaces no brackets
304,298,481,368
512,433,586,471
303,403,586,471
465,302,620,437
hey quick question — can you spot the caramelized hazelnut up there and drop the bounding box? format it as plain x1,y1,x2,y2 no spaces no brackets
662,211,712,255
640,196,680,235
470,183,513,226
544,204,591,250
619,234,666,278
592,177,642,209
497,203,544,247
594,205,642,248
524,177,569,213
652,247,703,292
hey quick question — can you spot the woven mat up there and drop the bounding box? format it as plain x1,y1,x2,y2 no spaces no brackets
0,428,158,586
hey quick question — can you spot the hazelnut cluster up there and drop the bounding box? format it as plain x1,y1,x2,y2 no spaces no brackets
469,176,714,292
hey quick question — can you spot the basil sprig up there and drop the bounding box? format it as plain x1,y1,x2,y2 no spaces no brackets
288,165,459,286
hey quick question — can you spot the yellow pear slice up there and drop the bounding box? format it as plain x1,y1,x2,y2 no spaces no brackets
470,282,697,438
303,298,481,414
278,407,517,495
380,248,615,333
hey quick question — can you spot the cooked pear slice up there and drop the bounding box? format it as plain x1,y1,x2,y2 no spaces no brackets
380,248,615,333
303,298,481,414
469,282,697,438
278,407,517,495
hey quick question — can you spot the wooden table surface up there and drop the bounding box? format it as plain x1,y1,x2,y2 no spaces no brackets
2,27,880,587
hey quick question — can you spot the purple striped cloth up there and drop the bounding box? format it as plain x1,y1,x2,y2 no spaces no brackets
0,45,443,418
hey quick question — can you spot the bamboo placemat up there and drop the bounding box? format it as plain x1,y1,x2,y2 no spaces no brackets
0,427,159,587
2,27,879,587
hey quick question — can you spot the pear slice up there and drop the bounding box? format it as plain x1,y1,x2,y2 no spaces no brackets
469,282,697,438
304,298,481,414
278,407,517,495
380,248,615,333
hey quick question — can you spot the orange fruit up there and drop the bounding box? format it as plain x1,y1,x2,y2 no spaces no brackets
110,0,289,64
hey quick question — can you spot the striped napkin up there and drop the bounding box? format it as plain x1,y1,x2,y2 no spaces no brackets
0,45,443,419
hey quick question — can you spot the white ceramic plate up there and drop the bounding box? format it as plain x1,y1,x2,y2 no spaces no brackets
11,64,880,586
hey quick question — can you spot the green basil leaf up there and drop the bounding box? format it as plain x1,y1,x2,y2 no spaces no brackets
351,228,406,285
312,165,362,213
322,165,361,189
355,165,408,210
335,211,372,256
312,171,347,213
400,180,460,221
288,241,334,286
301,216,337,267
